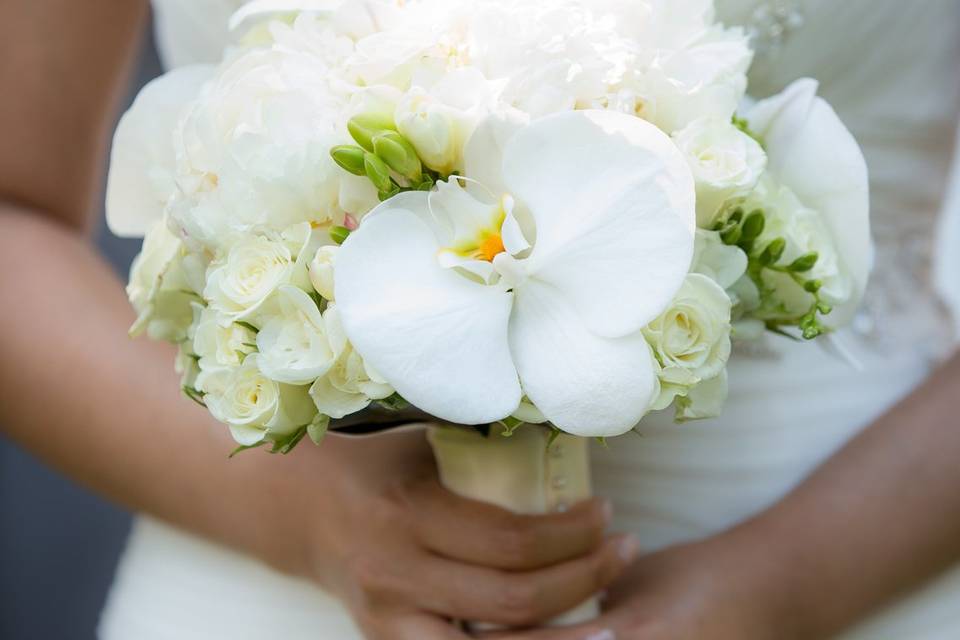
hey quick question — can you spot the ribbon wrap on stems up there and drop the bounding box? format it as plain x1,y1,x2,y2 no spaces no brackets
426,423,599,632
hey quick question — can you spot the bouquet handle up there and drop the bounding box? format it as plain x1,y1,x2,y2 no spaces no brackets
426,423,599,632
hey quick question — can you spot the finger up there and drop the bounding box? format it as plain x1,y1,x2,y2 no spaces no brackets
485,622,615,640
409,534,639,628
406,478,612,570
385,613,472,640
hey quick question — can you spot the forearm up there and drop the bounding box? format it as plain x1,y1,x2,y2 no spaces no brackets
718,351,960,638
0,205,314,574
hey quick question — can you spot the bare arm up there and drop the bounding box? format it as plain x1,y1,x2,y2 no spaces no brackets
0,4,633,637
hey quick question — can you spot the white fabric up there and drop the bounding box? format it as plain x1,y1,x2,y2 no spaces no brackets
101,1,960,638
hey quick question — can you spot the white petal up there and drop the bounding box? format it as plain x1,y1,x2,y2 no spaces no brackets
747,79,871,326
309,375,371,419
229,0,342,33
463,111,528,197
106,65,214,238
335,195,522,424
509,281,656,437
504,110,696,338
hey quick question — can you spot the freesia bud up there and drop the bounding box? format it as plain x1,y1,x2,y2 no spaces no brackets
363,152,394,193
372,131,422,181
329,226,351,245
759,237,786,265
787,252,819,272
330,145,367,176
348,113,396,152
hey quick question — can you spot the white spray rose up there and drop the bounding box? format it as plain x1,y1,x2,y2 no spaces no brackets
309,305,393,419
127,217,196,342
257,286,336,385
308,245,338,301
192,305,257,371
203,225,310,323
644,273,732,413
674,118,766,226
204,354,318,446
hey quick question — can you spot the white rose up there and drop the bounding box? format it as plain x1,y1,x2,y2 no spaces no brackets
257,286,336,385
204,225,310,323
127,217,196,342
746,175,852,317
644,273,732,411
308,245,339,301
673,118,766,226
309,305,393,419
192,305,257,370
204,354,318,445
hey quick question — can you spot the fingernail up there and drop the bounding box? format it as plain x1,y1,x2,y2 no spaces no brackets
602,499,613,525
584,630,616,640
617,534,640,563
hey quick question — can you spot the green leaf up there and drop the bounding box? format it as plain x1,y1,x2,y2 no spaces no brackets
270,427,307,455
235,321,259,333
182,385,206,407
377,393,410,411
307,415,330,446
229,441,265,458
498,416,524,437
329,226,351,245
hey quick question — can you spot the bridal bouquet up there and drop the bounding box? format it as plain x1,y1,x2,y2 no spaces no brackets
108,0,869,627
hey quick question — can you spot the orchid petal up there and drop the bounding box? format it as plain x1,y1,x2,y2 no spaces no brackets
335,195,522,424
106,65,214,238
503,110,696,338
509,280,657,437
747,79,870,326
463,111,528,197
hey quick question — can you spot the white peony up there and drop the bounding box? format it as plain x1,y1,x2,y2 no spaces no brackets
309,305,393,419
257,286,336,384
673,117,766,226
170,46,350,250
335,110,695,436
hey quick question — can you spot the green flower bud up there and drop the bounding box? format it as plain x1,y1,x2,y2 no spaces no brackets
363,152,394,193
330,226,351,245
759,237,786,265
804,279,823,293
728,207,744,225
719,223,742,246
330,145,366,176
788,252,819,272
817,301,833,315
348,113,396,151
740,210,765,241
372,131,422,181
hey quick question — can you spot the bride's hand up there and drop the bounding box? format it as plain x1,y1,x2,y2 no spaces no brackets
489,538,776,640
265,427,638,639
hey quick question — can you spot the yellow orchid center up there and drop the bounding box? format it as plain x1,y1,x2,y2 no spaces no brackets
478,232,506,262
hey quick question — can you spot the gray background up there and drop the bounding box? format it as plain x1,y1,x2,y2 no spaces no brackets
0,26,162,640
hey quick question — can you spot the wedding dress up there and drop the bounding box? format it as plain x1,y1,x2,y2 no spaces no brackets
100,1,960,638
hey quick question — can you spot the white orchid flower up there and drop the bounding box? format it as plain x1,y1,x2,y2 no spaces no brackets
746,79,870,327
334,110,695,437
